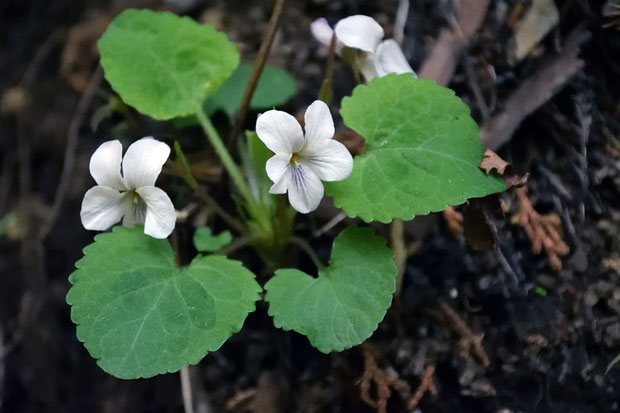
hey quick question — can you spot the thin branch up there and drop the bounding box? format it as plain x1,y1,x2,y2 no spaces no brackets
39,67,103,240
228,0,287,149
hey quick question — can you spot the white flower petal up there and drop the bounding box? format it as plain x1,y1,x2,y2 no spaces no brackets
269,168,290,194
360,54,379,82
287,165,324,214
375,39,416,78
89,140,126,190
135,186,176,239
301,139,353,182
303,100,335,151
80,186,127,231
122,137,170,189
311,18,334,47
334,15,384,53
121,192,147,228
256,110,304,155
266,154,292,183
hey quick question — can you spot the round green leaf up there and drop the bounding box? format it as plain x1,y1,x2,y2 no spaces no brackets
98,9,240,120
67,226,261,379
193,227,232,252
325,74,506,223
264,226,396,353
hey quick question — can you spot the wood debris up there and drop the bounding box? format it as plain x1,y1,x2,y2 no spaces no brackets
358,343,409,413
443,206,464,238
407,365,437,410
514,187,569,272
434,300,490,367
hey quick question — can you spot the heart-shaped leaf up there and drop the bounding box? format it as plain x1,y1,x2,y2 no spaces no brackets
193,227,232,252
325,74,506,223
67,226,261,379
98,9,239,120
265,226,396,353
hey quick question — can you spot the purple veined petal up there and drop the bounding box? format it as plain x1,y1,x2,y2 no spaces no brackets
269,167,291,195
256,110,304,155
334,15,384,53
121,192,147,228
375,39,416,78
266,153,292,183
122,137,171,189
80,185,127,231
286,164,324,214
302,100,335,152
135,186,176,239
301,139,353,182
89,140,127,190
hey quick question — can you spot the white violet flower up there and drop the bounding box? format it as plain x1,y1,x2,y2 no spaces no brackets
256,100,353,214
311,15,416,82
80,137,176,239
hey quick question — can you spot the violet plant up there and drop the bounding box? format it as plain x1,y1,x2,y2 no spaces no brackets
67,9,506,379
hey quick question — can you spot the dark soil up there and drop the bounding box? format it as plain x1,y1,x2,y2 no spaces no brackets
1,0,620,412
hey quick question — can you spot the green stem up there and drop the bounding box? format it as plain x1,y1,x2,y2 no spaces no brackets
195,106,257,210
291,236,324,270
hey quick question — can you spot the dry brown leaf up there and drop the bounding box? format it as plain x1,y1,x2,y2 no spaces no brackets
479,149,509,175
434,300,491,367
514,187,569,272
479,149,528,189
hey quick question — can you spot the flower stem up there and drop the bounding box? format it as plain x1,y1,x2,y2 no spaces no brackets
291,236,324,270
195,106,257,210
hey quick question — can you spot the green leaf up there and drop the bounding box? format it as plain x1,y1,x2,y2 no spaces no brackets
325,74,506,223
172,64,297,127
67,226,261,379
205,64,297,117
265,226,396,353
98,9,239,120
193,227,233,252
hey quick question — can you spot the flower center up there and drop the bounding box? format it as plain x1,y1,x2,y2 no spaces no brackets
290,153,298,164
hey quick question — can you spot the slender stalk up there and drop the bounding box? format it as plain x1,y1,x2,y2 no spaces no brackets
391,219,407,296
180,367,194,413
291,236,324,270
228,0,287,148
195,106,256,210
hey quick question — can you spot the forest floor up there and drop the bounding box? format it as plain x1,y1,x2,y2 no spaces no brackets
1,0,620,412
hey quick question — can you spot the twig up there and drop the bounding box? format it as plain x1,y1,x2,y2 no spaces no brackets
391,219,407,296
480,27,590,150
442,206,464,238
180,366,194,413
228,0,287,149
38,67,103,240
407,365,437,410
358,342,409,413
435,299,490,367
514,187,569,272
417,0,490,86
